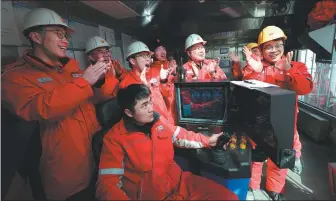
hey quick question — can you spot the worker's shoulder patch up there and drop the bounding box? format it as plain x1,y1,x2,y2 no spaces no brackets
149,78,158,84
156,124,169,139
156,124,164,132
71,72,83,78
37,77,53,83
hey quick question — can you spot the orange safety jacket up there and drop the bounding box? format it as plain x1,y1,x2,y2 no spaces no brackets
1,50,118,200
96,113,210,200
183,59,227,81
150,60,177,122
232,61,243,80
242,59,313,127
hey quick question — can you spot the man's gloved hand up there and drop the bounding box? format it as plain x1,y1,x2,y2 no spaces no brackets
83,58,107,85
206,61,217,74
215,133,231,149
160,64,170,81
291,158,303,175
243,46,263,73
275,51,293,71
168,59,178,75
228,52,239,63
111,60,122,77
106,60,116,76
209,132,226,147
140,67,148,85
203,59,218,74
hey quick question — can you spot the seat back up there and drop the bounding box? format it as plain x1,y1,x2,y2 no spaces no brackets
92,97,123,166
1,107,46,200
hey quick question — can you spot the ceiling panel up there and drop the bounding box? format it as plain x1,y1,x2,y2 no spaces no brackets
81,0,140,19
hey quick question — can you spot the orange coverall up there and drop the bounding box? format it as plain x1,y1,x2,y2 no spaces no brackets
96,113,238,200
242,59,313,193
183,59,227,81
1,51,119,200
119,69,174,123
150,60,177,124
231,61,243,80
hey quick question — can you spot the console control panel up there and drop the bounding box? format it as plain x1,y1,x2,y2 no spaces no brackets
175,123,251,178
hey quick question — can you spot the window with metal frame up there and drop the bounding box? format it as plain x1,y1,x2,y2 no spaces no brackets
296,49,336,116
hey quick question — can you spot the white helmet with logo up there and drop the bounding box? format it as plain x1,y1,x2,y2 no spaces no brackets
23,8,74,35
85,36,110,53
185,34,207,51
126,41,153,59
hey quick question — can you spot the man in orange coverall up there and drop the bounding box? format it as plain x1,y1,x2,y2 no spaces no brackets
228,42,262,80
85,36,128,101
148,38,178,123
96,83,239,200
183,34,227,81
242,26,313,201
1,8,118,200
119,41,174,123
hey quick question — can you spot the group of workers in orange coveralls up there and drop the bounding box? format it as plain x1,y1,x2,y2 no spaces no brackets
2,7,312,201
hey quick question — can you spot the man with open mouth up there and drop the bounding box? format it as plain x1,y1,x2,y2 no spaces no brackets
148,38,178,124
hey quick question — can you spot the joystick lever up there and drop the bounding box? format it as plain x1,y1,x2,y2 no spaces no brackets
215,133,230,148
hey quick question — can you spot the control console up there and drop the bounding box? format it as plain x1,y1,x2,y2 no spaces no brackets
194,131,251,179
174,123,251,179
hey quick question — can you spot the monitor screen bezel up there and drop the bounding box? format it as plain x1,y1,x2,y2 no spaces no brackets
175,81,231,126
220,48,229,54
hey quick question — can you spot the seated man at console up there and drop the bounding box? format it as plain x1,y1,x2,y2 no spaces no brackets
96,84,238,200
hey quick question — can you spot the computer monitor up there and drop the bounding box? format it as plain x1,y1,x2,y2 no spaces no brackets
175,81,231,126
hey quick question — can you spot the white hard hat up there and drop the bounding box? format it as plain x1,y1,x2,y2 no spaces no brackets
126,41,153,59
85,36,110,53
23,8,74,34
185,34,207,51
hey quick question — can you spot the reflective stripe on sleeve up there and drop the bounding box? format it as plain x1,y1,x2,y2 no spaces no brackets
99,168,124,175
172,126,181,143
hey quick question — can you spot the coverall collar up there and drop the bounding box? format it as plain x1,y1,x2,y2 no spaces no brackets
22,49,70,73
188,59,203,69
123,112,160,137
152,60,168,68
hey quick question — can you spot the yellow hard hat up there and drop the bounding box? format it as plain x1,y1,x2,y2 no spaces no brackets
246,42,259,50
258,26,287,45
